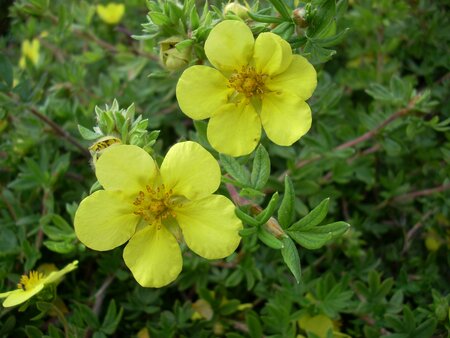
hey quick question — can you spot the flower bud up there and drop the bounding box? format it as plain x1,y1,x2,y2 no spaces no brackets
293,7,308,28
159,37,191,71
223,2,249,19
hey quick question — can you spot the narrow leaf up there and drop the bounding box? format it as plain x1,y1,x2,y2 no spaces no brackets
255,192,279,224
235,208,259,227
220,154,251,185
281,237,301,283
288,198,329,231
288,230,332,249
0,54,13,89
278,176,295,228
250,145,270,190
257,227,284,249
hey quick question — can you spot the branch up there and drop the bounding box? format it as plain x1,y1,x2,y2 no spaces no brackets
28,106,90,158
377,183,450,209
44,12,157,61
279,95,420,179
392,183,450,203
401,209,436,255
93,275,115,316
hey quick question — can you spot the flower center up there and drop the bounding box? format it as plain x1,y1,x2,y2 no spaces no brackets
18,271,45,291
133,184,176,225
228,66,267,98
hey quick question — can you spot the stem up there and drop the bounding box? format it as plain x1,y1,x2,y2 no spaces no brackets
279,96,419,180
225,183,286,239
392,183,450,203
401,209,435,255
50,302,70,338
92,275,115,316
28,106,90,158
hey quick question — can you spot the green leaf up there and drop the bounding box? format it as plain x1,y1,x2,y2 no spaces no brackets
0,54,13,90
303,40,336,64
220,154,251,185
288,221,349,249
288,231,332,249
281,237,301,283
278,176,295,228
78,125,102,140
257,227,284,249
235,208,259,227
101,300,123,335
246,311,263,338
43,240,76,254
250,145,270,190
239,227,258,237
149,12,171,25
248,11,286,23
268,0,292,20
25,325,43,338
288,198,330,231
225,269,243,287
308,28,349,47
255,192,279,224
307,0,336,38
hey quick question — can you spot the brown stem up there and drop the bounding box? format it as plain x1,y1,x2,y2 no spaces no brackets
376,183,450,209
28,106,90,158
92,275,115,316
401,209,435,254
35,189,51,249
392,183,450,203
279,96,420,180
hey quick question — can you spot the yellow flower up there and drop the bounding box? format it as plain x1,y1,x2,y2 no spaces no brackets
96,3,125,25
74,142,242,287
0,261,78,308
176,20,317,157
19,38,40,69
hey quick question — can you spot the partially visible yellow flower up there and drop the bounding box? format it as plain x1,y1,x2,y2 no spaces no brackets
176,20,317,157
74,142,242,288
19,38,40,69
96,3,125,25
298,314,351,338
137,327,150,338
0,261,78,308
191,299,213,320
425,230,442,252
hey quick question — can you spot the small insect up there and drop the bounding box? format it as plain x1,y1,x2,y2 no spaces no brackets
89,136,122,165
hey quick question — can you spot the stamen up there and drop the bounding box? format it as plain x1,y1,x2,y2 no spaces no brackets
17,270,45,291
228,66,267,98
133,184,177,226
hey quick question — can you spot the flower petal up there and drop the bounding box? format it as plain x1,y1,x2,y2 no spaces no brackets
160,141,220,200
205,20,254,73
261,92,312,146
176,66,232,120
96,145,156,193
253,32,292,76
175,195,242,259
265,55,317,100
2,285,44,307
74,190,139,251
207,103,261,157
123,226,182,287
44,261,78,285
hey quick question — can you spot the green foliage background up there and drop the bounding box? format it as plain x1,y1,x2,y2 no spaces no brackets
0,0,449,337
